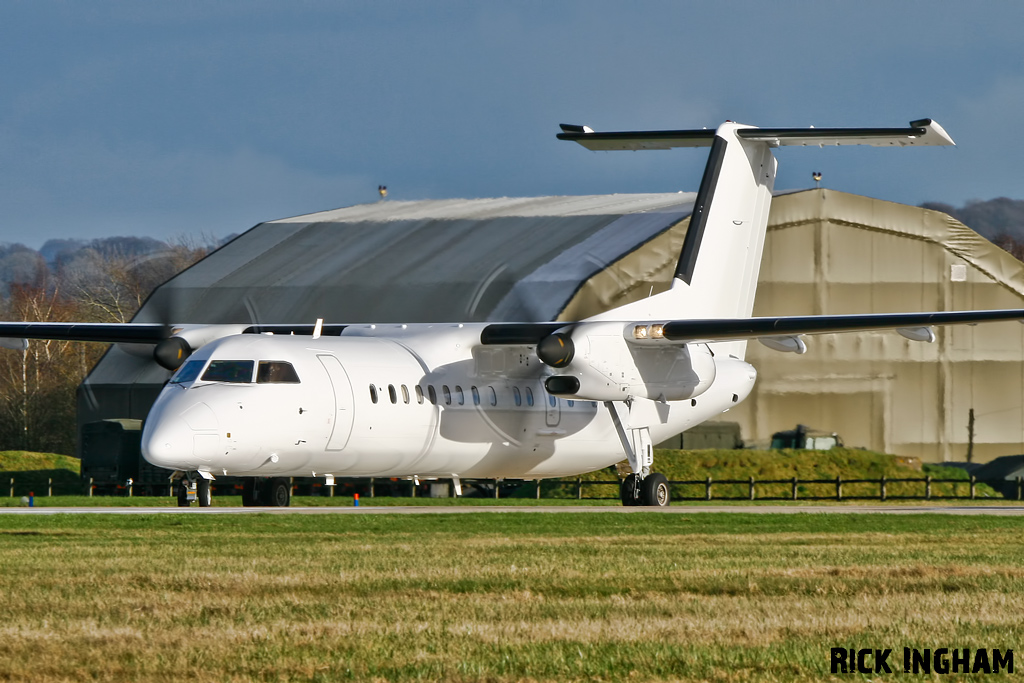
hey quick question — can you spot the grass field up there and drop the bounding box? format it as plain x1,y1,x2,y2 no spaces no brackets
0,512,1022,681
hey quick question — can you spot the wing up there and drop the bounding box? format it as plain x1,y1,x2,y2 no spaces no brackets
650,309,1024,344
481,308,1024,349
0,322,168,344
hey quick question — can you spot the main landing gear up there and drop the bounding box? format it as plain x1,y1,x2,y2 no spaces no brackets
241,477,292,507
620,472,671,507
604,402,671,507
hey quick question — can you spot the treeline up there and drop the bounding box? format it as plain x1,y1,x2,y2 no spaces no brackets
0,237,213,455
921,197,1024,250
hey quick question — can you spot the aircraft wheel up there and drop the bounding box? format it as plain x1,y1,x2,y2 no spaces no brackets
176,481,191,507
241,478,258,507
197,479,212,507
620,473,641,506
266,478,291,507
640,473,670,507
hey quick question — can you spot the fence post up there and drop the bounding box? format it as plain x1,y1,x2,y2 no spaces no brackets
749,476,755,501
836,475,842,501
535,479,541,500
705,476,712,501
791,476,798,501
577,478,583,500
9,477,13,497
970,475,976,500
48,478,52,497
926,475,932,500
411,479,416,498
1018,476,1022,502
369,478,375,498
881,476,887,502
495,480,500,499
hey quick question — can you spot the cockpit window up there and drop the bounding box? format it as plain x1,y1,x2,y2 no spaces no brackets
256,361,300,384
201,360,255,383
170,359,206,384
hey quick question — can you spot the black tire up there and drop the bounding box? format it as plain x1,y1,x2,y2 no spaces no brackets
176,481,191,507
620,473,640,506
266,478,291,507
197,479,212,507
241,478,257,507
640,473,670,507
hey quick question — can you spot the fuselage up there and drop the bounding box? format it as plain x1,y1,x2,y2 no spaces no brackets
141,324,757,480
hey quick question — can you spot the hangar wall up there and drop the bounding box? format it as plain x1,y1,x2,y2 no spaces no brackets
568,189,1024,463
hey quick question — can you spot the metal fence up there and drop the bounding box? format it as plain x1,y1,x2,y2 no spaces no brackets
5,474,1020,502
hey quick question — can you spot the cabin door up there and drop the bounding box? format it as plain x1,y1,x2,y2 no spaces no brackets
318,354,354,451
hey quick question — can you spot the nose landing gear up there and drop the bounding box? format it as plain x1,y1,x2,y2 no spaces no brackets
175,476,212,507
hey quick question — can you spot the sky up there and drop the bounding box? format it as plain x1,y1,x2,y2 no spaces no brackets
1,1,1022,248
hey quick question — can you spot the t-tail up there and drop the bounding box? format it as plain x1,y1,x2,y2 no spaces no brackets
560,119,955,356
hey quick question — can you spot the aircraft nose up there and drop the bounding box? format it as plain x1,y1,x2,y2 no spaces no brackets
142,399,222,469
141,415,196,469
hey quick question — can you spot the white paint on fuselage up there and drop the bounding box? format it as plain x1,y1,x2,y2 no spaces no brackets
141,325,756,480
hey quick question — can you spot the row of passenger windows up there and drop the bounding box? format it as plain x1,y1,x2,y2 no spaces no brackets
369,383,580,408
170,359,301,385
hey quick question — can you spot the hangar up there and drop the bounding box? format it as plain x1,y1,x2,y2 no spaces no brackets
78,189,1024,471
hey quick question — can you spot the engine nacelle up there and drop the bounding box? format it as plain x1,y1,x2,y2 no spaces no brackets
542,322,717,402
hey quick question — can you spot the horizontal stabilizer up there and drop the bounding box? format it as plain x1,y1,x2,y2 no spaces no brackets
558,119,954,150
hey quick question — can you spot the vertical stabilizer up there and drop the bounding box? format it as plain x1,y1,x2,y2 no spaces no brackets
587,123,776,358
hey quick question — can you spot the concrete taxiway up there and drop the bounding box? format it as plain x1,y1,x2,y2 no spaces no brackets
3,505,1024,515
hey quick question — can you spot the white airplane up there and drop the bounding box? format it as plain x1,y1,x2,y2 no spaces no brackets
3,119,1021,508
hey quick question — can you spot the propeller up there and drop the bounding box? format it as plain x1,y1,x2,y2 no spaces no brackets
142,275,189,371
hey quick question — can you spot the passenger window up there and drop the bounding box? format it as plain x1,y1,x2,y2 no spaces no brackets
471,386,480,406
455,385,464,405
525,387,534,407
548,394,557,408
442,385,451,405
256,361,300,384
388,384,398,404
170,359,205,384
401,385,410,404
202,360,254,383
428,385,437,405
415,385,424,404
513,386,522,407
370,384,378,404
489,386,497,406
567,399,575,408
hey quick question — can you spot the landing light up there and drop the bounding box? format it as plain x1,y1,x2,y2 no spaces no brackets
650,324,665,339
633,325,648,339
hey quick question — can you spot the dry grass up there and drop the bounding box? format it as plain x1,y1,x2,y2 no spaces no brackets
0,513,1021,681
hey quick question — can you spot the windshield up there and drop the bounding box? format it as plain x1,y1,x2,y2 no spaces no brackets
201,360,255,383
169,359,206,384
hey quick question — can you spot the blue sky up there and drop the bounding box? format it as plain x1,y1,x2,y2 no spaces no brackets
1,2,1022,247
